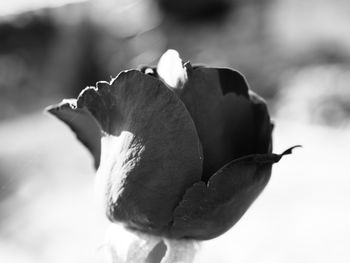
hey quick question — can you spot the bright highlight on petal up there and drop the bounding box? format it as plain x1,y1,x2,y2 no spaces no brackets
157,49,187,90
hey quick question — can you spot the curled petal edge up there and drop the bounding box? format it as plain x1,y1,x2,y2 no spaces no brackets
170,146,301,240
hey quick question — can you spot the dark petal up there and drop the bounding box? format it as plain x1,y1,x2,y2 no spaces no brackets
47,100,102,169
86,70,203,234
170,146,299,240
249,91,274,154
179,66,272,181
217,67,249,97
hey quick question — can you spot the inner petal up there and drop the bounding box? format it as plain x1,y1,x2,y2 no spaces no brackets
178,67,271,181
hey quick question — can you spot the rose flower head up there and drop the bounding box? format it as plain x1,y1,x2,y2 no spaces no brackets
47,50,297,253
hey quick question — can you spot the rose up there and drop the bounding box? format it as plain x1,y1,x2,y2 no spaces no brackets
48,50,297,241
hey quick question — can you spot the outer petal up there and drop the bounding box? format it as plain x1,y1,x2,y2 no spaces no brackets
49,70,203,235
170,146,299,240
248,90,273,154
47,100,102,169
179,65,273,181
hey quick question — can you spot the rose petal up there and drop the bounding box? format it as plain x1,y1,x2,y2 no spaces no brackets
248,90,273,154
170,146,299,240
47,100,102,169
178,66,272,181
78,70,203,234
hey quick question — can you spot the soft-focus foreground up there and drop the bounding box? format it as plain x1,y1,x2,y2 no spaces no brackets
1,0,350,262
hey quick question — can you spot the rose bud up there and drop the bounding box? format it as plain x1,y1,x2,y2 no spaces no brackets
47,50,297,242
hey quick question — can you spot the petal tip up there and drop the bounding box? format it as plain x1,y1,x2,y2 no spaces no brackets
280,145,302,156
45,99,77,115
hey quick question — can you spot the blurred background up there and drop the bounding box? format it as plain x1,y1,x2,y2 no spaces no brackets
1,0,350,262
